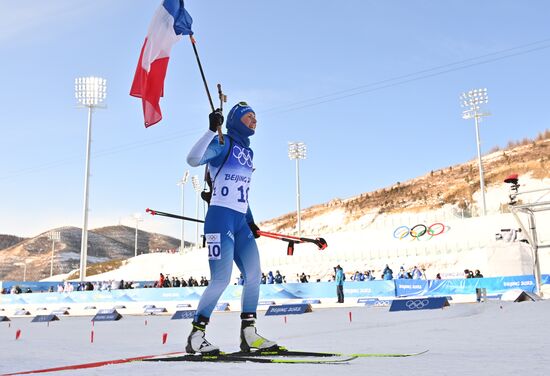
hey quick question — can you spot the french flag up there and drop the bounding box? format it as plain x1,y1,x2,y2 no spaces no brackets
130,0,193,127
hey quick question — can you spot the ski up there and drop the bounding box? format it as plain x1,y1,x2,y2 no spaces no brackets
142,353,357,364
143,347,428,363
226,347,337,357
227,346,429,358
350,349,429,358
4,348,427,374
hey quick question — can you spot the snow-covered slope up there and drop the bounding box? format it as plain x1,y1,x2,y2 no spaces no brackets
80,177,549,283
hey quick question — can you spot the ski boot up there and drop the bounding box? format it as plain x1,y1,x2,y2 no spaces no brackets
186,316,220,354
240,313,278,352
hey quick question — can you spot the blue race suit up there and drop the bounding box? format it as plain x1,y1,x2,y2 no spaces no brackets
187,130,260,321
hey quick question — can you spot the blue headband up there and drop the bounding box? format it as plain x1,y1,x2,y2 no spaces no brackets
227,102,254,127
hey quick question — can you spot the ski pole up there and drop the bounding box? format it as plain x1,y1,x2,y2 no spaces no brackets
256,230,328,256
146,208,328,253
256,230,328,250
189,35,224,145
146,208,204,223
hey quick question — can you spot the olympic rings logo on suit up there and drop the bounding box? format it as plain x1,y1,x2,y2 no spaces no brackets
232,145,253,167
393,223,448,240
405,299,430,309
205,233,220,243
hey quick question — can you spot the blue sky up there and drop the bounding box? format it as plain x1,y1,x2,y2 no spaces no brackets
1,0,549,241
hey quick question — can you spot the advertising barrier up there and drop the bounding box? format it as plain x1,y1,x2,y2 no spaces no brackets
171,310,196,320
0,275,548,307
389,297,450,312
426,275,540,296
265,303,312,316
31,314,60,323
92,309,122,321
395,280,429,297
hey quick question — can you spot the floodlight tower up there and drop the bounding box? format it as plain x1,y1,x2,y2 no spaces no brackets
460,88,490,216
191,175,202,250
14,261,27,282
133,213,143,257
288,142,307,236
48,231,61,277
75,76,107,281
177,170,190,252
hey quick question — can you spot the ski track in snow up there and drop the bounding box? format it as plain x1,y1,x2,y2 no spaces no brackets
1,301,549,375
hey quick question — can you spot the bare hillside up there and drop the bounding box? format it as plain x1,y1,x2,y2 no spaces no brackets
0,235,27,250
0,226,181,281
262,133,550,233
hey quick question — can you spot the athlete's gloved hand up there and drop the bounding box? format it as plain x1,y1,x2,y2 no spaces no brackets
248,222,261,238
209,109,224,132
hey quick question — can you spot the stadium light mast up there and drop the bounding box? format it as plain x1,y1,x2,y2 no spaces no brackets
288,142,307,236
133,213,143,257
177,170,190,253
192,175,202,250
48,231,61,277
14,261,27,282
460,88,490,216
75,76,107,281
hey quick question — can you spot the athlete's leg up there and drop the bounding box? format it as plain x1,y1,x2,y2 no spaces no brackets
187,207,237,354
195,206,236,320
233,223,261,314
234,221,277,352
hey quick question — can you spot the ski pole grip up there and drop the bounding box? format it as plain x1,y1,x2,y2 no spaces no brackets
217,126,225,145
316,237,328,250
217,83,226,111
216,83,226,145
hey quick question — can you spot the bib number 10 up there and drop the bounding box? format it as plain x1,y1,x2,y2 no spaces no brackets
205,233,221,260
208,244,221,260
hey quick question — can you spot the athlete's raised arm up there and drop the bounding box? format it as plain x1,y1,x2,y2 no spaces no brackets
187,109,225,167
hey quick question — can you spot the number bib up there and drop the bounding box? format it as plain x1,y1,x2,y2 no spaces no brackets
209,143,253,213
205,233,221,260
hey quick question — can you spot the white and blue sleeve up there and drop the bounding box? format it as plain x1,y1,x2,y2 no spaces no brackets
187,130,224,167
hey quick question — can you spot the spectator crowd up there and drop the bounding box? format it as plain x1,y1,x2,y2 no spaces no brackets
154,273,210,288
1,265,485,295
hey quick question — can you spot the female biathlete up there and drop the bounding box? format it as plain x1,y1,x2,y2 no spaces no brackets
185,102,277,354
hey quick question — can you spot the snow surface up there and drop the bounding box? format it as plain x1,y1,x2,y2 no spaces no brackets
1,301,549,375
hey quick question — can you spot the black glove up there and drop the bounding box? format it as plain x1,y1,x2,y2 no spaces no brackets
209,109,224,132
248,222,261,238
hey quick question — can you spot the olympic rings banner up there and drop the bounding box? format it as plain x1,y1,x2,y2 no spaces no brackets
389,296,450,312
393,223,449,240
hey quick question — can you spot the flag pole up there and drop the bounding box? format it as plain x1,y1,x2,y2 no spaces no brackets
189,35,224,144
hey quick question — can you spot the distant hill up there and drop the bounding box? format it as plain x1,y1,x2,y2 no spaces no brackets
0,235,27,251
0,225,182,281
261,131,550,233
